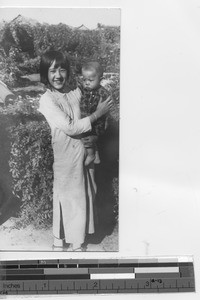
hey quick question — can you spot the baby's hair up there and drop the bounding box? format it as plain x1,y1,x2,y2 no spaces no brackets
82,61,104,78
40,50,70,87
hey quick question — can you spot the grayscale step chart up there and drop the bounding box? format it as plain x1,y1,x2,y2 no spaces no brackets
0,257,195,295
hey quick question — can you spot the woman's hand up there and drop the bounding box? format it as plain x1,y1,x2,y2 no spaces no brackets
95,96,113,118
82,135,98,148
89,96,113,124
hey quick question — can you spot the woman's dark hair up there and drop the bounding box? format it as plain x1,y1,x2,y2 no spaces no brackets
40,50,70,87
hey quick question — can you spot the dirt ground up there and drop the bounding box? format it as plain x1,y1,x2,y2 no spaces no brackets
0,217,118,252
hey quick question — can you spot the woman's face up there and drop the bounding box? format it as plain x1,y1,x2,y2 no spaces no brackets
48,60,67,91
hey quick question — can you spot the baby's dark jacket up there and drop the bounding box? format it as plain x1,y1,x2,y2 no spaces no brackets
79,85,110,136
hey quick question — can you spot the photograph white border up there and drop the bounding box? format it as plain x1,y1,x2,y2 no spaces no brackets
1,1,200,300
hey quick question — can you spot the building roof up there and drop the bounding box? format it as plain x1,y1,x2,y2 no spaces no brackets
76,24,90,31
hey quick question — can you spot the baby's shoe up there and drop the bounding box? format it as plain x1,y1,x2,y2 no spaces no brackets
85,154,95,166
94,150,100,164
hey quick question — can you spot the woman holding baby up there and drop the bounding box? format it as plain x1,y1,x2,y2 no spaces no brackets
38,50,112,251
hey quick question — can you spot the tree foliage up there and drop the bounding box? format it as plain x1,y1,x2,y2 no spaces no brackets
0,16,120,87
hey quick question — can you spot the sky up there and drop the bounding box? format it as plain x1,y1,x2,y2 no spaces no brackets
0,7,120,29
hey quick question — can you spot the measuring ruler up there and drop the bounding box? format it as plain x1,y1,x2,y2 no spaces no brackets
0,257,195,295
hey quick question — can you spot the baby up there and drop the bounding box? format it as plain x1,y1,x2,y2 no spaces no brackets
79,61,110,166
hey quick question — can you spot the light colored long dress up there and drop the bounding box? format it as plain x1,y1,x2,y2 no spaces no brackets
38,87,96,245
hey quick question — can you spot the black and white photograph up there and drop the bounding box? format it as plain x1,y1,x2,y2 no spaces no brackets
0,7,120,251
2,0,200,299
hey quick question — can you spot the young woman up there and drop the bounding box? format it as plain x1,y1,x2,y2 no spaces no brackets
38,50,112,251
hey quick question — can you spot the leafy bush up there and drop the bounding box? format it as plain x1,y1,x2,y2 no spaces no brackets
9,121,53,228
0,94,54,228
0,54,22,87
102,73,120,122
18,57,40,74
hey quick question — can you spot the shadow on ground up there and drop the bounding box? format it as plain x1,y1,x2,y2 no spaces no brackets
0,192,21,226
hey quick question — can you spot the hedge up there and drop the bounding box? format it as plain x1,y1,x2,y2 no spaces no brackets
9,120,54,228
0,97,54,228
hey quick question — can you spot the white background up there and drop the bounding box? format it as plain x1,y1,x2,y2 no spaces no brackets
1,0,200,299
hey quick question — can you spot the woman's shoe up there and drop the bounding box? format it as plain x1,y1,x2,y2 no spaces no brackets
72,245,87,252
63,242,71,251
73,247,83,252
52,245,63,251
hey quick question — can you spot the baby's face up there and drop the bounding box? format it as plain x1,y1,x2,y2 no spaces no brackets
82,68,101,91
